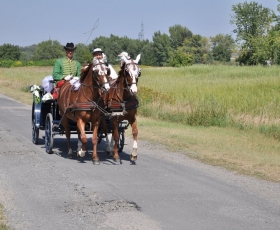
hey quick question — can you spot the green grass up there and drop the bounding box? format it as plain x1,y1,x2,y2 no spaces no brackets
0,204,8,230
138,65,280,134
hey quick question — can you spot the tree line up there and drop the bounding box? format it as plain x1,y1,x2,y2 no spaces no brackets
1,1,280,67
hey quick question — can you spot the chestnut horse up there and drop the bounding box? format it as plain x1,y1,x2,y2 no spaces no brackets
103,52,141,162
58,58,110,164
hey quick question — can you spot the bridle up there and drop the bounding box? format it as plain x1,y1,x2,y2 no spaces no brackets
123,61,141,94
82,59,110,93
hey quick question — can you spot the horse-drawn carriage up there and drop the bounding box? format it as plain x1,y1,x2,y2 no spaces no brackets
31,52,141,164
31,81,129,154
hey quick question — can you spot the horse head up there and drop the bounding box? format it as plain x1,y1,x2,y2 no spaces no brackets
91,57,111,93
118,52,141,95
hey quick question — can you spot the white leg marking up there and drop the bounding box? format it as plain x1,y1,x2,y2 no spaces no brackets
133,140,137,149
78,150,86,158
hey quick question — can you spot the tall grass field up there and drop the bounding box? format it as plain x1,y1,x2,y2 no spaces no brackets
0,65,280,182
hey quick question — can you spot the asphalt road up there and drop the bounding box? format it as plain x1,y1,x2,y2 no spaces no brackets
0,94,279,230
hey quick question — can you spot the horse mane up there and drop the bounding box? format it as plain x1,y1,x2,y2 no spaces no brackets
118,62,126,77
80,62,93,82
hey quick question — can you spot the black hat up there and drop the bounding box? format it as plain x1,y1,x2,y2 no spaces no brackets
64,42,76,50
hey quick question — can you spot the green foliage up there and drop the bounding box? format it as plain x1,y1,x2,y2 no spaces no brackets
231,2,274,42
210,34,235,62
153,31,172,66
33,59,55,66
0,60,14,67
28,61,34,66
141,43,157,66
33,40,64,60
20,44,36,61
169,24,192,50
182,34,210,64
74,43,92,64
12,61,22,67
0,44,21,61
231,1,274,65
169,49,193,67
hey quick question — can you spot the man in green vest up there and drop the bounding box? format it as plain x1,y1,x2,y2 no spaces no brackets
52,42,81,84
51,42,81,99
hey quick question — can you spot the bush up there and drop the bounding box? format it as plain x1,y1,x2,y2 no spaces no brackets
0,60,14,68
12,61,22,67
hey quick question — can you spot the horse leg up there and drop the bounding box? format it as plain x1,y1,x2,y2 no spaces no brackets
111,118,120,162
76,119,87,158
91,116,100,165
101,119,112,155
77,129,82,152
129,114,138,162
105,133,114,156
62,116,73,158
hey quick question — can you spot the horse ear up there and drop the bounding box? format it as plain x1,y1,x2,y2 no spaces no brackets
135,54,141,63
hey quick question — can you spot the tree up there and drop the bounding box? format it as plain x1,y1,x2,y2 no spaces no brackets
169,25,192,50
20,44,36,61
210,34,235,62
231,1,274,65
141,43,157,66
33,40,64,60
169,48,193,67
182,34,210,64
74,43,92,64
152,31,172,66
0,44,21,60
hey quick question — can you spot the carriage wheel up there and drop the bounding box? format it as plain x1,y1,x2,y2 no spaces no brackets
118,130,125,153
32,117,39,144
45,113,54,154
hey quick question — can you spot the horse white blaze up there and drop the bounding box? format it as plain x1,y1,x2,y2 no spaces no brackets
103,75,110,91
130,76,137,93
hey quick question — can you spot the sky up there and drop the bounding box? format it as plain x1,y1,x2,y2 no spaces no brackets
0,0,278,47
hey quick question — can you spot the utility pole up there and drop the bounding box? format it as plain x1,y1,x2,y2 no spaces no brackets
138,21,144,40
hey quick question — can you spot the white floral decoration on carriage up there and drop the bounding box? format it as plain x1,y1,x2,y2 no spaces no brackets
30,84,41,104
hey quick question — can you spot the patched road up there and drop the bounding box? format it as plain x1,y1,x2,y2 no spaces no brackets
0,94,279,230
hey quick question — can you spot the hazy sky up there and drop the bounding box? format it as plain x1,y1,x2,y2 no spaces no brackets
0,0,278,47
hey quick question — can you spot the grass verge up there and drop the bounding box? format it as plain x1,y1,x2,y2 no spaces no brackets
0,204,8,230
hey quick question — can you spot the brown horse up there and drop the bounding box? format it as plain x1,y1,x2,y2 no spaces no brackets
58,58,110,164
103,52,141,162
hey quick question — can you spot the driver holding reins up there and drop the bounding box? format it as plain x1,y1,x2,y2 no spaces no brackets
51,42,81,99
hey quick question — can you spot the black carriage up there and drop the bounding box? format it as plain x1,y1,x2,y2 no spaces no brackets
31,83,128,154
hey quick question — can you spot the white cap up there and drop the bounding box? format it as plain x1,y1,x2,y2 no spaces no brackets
92,48,103,54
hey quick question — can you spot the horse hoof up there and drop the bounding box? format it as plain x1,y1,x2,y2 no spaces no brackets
93,159,100,165
68,148,74,159
130,154,137,162
78,150,86,158
113,157,120,162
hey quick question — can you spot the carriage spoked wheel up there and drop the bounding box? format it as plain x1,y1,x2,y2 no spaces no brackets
32,117,39,144
32,103,39,144
45,113,54,154
118,131,125,153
